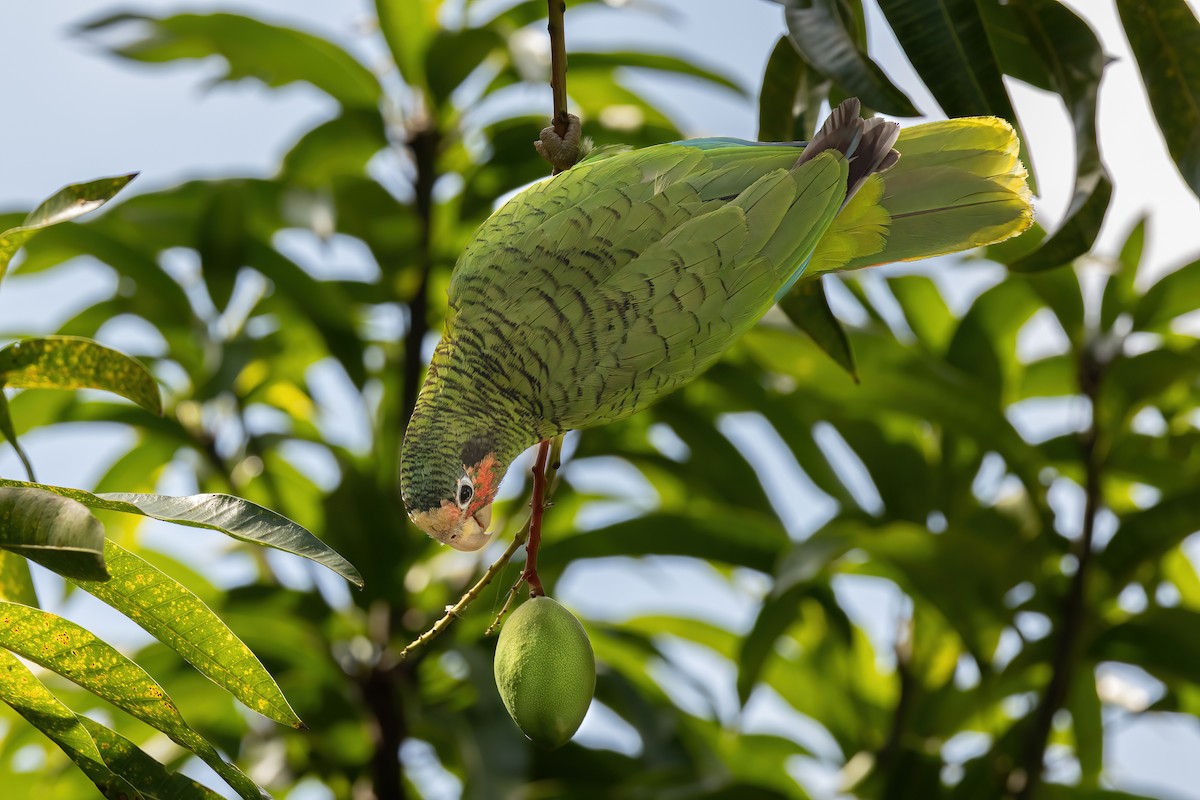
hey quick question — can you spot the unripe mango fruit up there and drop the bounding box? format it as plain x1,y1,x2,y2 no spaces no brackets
494,596,595,748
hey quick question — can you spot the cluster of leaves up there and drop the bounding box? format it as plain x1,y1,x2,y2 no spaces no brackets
1,0,1199,799
0,179,361,798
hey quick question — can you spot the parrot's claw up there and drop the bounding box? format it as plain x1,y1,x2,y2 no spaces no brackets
535,113,584,173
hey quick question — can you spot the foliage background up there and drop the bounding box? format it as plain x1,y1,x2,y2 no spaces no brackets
4,0,1200,798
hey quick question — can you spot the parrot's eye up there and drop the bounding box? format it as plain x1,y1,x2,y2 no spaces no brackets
457,479,474,507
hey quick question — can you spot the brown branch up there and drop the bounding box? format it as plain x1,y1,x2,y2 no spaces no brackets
547,0,570,136
1011,350,1104,800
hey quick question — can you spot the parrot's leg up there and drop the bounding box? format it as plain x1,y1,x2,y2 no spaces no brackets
522,439,552,597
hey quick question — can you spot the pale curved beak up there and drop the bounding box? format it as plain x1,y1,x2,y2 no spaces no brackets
447,504,493,552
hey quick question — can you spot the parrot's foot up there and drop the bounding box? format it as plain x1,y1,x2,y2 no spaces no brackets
522,439,552,597
535,113,584,173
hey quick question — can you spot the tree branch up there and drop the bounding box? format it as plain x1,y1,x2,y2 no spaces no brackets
1011,349,1104,800
547,0,570,137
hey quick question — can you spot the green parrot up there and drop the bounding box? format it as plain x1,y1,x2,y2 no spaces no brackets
400,98,1032,551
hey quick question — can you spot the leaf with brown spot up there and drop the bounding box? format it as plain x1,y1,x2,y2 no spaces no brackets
0,336,162,416
0,601,266,800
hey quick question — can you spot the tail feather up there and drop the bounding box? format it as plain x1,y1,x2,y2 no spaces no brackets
806,116,1032,275
796,98,901,203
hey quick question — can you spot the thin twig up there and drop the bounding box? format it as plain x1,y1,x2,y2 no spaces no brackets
398,435,567,658
547,0,570,137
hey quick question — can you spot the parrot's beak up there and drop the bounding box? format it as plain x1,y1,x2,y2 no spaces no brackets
449,504,493,552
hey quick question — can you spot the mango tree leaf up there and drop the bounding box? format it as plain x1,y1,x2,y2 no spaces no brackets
539,511,788,576
1131,259,1200,332
1008,175,1112,273
0,488,107,582
768,0,918,116
0,550,37,606
82,12,382,109
570,51,744,94
758,35,828,143
0,336,162,415
1100,218,1147,330
1100,487,1200,585
1091,607,1200,686
1117,0,1200,197
876,0,1015,120
425,27,505,107
0,478,363,588
0,601,266,800
886,274,955,353
281,110,390,188
0,649,144,800
62,539,303,729
376,0,432,90
779,277,857,380
78,717,226,800
1069,668,1103,789
0,174,136,282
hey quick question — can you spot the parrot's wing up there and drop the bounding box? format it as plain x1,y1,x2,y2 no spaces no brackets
448,145,850,433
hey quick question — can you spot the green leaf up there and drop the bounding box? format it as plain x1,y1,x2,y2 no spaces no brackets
1100,218,1147,330
1008,174,1113,273
376,0,431,90
0,601,266,800
768,0,918,116
570,51,744,94
1069,668,1103,789
1092,607,1200,686
0,649,144,800
1100,487,1200,585
1131,258,1200,331
0,174,136,282
539,511,788,575
0,336,162,416
0,488,107,582
737,583,814,705
1117,0,1200,197
0,550,37,606
876,0,1015,119
424,27,504,108
759,37,806,142
0,478,363,588
83,12,382,109
78,717,227,800
887,275,955,353
70,539,303,729
779,277,858,380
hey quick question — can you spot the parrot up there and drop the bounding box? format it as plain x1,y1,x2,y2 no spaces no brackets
400,98,1032,552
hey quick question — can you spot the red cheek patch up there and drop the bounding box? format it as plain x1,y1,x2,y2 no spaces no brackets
467,453,499,512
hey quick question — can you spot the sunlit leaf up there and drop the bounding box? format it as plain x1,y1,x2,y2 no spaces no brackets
0,649,144,800
1131,258,1200,331
79,717,227,800
69,539,303,729
0,550,37,606
0,174,135,282
0,390,36,481
0,478,363,588
0,336,161,416
0,601,265,800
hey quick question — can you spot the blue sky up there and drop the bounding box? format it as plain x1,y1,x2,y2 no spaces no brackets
4,1,1200,798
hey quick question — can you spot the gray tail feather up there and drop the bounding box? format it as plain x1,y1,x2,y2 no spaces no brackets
795,98,900,204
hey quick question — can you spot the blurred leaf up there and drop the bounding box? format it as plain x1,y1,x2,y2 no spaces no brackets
1092,607,1200,686
78,717,226,800
1100,218,1146,330
759,37,807,141
887,274,955,353
0,174,135,282
425,27,504,107
571,51,744,94
377,0,432,90
540,511,788,575
1068,669,1103,788
82,12,382,109
0,479,363,588
1100,487,1200,585
0,649,144,800
69,539,303,729
0,336,162,416
877,0,1015,119
0,602,264,800
768,0,918,116
1008,175,1112,273
0,551,37,606
1117,0,1200,197
737,582,813,705
281,110,390,187
0,488,107,582
779,277,857,380
1131,258,1200,331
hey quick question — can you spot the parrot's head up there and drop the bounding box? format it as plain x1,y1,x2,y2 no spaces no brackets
400,423,506,552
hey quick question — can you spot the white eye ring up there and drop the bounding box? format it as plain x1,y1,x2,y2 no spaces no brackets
456,477,474,508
